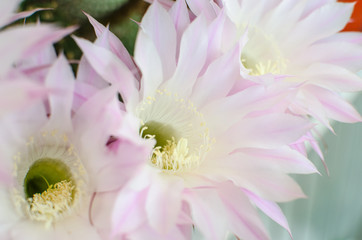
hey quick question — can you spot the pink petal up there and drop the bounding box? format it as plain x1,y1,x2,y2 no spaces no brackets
243,172,306,202
143,0,174,9
73,36,139,108
76,56,108,89
220,113,312,150
112,187,148,235
184,189,228,240
0,0,20,27
285,2,354,48
0,80,47,116
84,12,140,80
169,0,190,56
73,87,151,191
239,147,318,174
224,0,280,26
140,1,177,80
202,85,286,136
45,54,74,132
192,43,240,107
0,25,75,77
303,63,362,92
299,41,362,72
135,30,164,98
166,14,208,97
186,0,217,20
23,25,77,59
18,43,57,84
323,31,362,45
89,191,118,238
204,11,226,67
218,182,270,240
307,85,362,123
73,81,99,110
94,133,152,192
290,91,334,131
111,167,154,235
200,153,307,202
301,0,335,18
145,174,184,234
243,188,292,238
5,8,51,27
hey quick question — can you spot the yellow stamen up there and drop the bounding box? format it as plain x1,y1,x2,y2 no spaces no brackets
242,58,287,76
27,180,74,228
151,137,200,172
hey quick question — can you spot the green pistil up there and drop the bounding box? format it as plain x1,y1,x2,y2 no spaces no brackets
140,121,178,149
24,158,74,199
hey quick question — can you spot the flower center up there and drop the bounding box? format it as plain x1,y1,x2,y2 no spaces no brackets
137,89,211,172
240,26,287,76
242,57,287,76
24,158,75,225
24,158,74,199
13,130,86,227
141,121,179,149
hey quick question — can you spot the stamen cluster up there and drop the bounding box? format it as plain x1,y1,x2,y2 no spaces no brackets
27,180,75,227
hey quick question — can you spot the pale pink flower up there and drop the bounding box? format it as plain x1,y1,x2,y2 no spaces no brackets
184,0,362,130
74,1,319,239
0,0,76,116
0,1,76,184
0,54,152,240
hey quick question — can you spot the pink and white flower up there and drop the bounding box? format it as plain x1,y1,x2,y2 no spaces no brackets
0,53,151,239
185,0,362,130
0,0,77,184
74,1,319,239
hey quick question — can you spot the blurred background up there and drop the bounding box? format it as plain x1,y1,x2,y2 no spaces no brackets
18,0,150,60
16,0,362,239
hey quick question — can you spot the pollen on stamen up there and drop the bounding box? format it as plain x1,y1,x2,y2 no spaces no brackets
27,180,75,228
242,58,287,76
151,137,199,172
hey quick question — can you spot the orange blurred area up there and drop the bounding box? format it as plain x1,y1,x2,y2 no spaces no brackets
339,0,362,31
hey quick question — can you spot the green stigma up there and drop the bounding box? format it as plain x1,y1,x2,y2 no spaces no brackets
140,120,179,149
24,158,74,199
